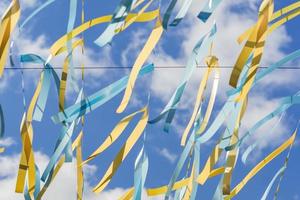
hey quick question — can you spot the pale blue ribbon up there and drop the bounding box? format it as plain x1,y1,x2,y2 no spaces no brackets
197,0,223,23
20,54,60,122
169,0,193,26
149,23,217,133
94,0,134,47
51,63,154,124
133,145,149,200
19,0,57,29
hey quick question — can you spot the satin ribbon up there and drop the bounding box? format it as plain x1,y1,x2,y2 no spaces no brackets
92,106,149,193
20,54,60,122
227,49,300,97
229,0,274,89
162,0,178,29
181,55,220,145
15,113,36,196
149,23,217,133
224,131,296,199
169,0,193,26
261,166,286,200
41,89,85,182
50,10,159,56
242,111,285,164
59,39,84,111
66,0,80,93
81,107,148,166
35,132,83,200
0,0,20,76
116,18,163,113
225,92,300,151
94,0,135,47
76,132,84,200
230,1,300,102
24,164,40,200
19,0,56,29
52,63,154,124
133,145,149,200
197,0,223,22
197,48,253,145
147,167,225,196
16,52,63,194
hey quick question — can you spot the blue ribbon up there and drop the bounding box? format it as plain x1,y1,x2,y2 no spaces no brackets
149,23,217,133
197,0,223,23
51,63,154,124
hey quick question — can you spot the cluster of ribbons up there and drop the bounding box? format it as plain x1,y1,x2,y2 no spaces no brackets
0,0,300,199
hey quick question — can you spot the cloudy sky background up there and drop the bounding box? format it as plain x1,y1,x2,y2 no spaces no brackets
0,0,300,199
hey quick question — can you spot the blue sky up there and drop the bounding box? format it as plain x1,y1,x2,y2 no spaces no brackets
0,0,300,199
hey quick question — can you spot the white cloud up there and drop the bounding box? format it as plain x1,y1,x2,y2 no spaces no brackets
0,137,16,147
157,148,177,163
0,152,163,200
240,94,288,147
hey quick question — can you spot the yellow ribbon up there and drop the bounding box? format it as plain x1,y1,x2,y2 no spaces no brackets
50,10,159,57
229,0,273,88
224,131,297,199
92,106,149,193
0,0,20,76
81,107,148,166
181,55,220,145
116,18,163,113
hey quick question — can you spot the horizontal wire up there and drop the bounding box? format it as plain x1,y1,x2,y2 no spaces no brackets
4,65,300,70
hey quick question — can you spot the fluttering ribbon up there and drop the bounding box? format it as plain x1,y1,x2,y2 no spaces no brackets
4,0,300,199
15,53,62,196
133,143,149,200
149,23,217,132
94,0,135,47
91,106,149,193
229,0,274,90
169,0,193,26
35,132,83,200
181,54,220,145
116,17,163,113
225,91,300,152
0,0,20,76
223,131,296,199
230,0,300,102
52,63,154,124
50,10,160,56
197,0,223,23
19,0,56,29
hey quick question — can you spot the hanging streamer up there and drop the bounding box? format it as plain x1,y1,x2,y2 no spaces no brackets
229,0,274,89
0,0,20,76
52,63,154,124
81,107,149,165
50,10,159,56
169,0,193,26
19,0,56,29
181,54,220,145
197,0,223,23
94,0,135,47
91,106,148,193
133,144,149,200
223,131,296,199
225,92,300,151
116,18,163,113
149,23,217,132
